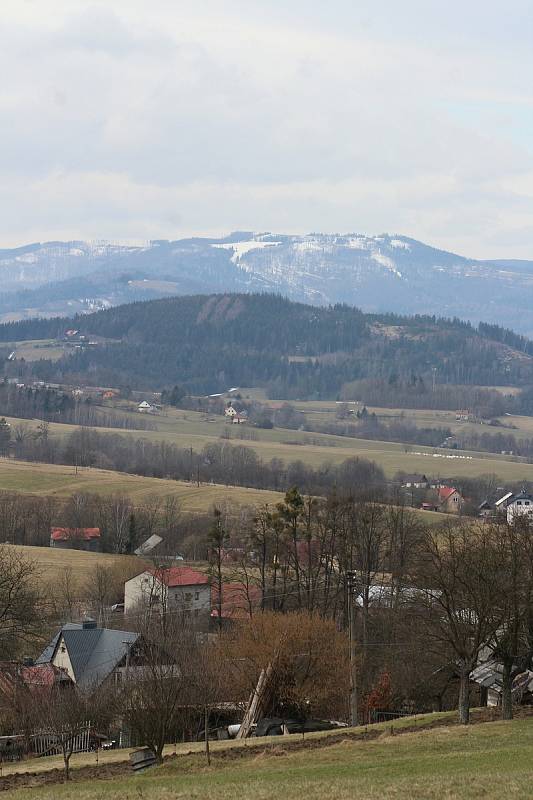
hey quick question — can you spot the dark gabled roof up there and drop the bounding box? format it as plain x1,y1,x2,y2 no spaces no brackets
509,493,533,503
36,623,139,690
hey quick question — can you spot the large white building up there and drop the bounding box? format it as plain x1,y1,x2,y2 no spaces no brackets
506,493,533,525
124,566,210,616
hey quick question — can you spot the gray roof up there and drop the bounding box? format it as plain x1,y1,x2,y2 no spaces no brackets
36,623,139,690
509,493,533,503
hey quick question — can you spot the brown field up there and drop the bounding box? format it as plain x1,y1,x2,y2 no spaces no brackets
0,458,282,511
10,544,143,588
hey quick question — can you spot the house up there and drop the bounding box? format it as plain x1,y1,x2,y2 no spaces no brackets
124,566,210,616
437,487,464,514
35,620,139,691
50,527,101,552
478,500,493,519
102,390,118,400
137,400,155,413
506,493,533,525
224,405,247,423
0,661,72,702
401,474,429,489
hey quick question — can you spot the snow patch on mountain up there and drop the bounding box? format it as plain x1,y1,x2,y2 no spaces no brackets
390,238,411,250
211,239,282,263
371,251,402,278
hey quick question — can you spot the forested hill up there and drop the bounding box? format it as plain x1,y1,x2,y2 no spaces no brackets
1,293,533,397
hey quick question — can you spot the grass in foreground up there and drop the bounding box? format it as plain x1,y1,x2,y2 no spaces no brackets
4,715,533,800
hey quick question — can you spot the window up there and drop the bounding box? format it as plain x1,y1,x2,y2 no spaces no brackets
195,591,200,601
517,501,522,506
184,592,192,602
526,501,530,506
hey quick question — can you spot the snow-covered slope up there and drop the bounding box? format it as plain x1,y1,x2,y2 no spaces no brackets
0,232,532,334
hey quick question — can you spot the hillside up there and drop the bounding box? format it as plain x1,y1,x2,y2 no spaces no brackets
1,293,533,397
3,713,533,799
2,233,533,334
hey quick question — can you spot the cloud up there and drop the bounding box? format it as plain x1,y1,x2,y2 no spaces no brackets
0,1,532,258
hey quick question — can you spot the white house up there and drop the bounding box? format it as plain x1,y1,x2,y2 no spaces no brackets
138,400,154,413
124,566,210,615
506,493,533,524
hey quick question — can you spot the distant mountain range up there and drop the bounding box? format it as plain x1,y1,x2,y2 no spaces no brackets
1,233,532,334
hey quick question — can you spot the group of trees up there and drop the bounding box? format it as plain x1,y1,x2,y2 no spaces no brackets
204,490,533,726
3,490,533,775
9,424,386,497
0,489,187,556
0,383,154,431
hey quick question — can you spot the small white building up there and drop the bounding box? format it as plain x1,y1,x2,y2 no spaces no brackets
138,400,155,413
124,566,210,615
506,493,533,525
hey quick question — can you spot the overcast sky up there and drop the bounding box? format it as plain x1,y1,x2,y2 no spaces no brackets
2,0,533,258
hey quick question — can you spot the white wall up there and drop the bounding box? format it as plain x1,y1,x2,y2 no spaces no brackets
124,571,210,615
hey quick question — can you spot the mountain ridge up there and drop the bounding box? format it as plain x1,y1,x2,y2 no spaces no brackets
2,292,533,398
0,232,531,334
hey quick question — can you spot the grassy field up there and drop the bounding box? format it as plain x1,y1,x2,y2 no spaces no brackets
0,459,449,526
4,714,533,799
4,339,67,362
6,405,533,483
10,544,144,587
0,459,283,511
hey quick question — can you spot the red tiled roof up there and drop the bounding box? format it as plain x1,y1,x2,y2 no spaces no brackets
438,487,457,501
149,566,209,587
0,663,70,697
211,582,262,619
51,527,101,542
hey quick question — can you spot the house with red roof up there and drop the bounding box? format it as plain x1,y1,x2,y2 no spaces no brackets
211,582,262,623
124,565,211,616
50,527,101,552
437,487,464,514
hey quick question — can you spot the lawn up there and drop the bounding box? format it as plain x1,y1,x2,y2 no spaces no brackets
4,715,533,799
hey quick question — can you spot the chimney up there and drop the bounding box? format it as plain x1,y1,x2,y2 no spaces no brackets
82,618,97,629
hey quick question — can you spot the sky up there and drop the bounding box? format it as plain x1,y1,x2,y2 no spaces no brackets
2,0,533,258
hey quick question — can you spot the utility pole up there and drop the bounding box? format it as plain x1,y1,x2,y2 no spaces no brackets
346,569,358,727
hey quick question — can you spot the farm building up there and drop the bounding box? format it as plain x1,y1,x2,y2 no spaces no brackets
50,527,101,552
401,474,429,489
437,487,464,514
137,400,157,413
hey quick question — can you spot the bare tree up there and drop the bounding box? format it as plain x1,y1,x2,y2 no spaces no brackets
0,546,42,658
27,684,108,781
119,613,199,762
415,522,506,724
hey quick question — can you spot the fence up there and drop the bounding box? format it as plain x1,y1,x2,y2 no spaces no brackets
0,722,94,762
